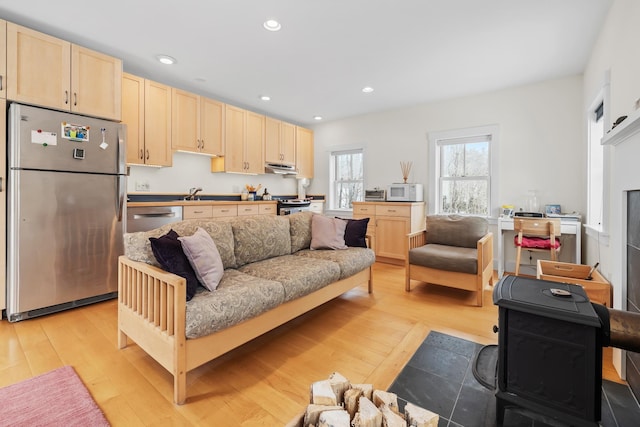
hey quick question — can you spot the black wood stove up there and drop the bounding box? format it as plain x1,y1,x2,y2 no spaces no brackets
493,275,603,426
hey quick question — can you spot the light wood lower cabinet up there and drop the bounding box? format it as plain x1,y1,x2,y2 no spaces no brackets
182,202,276,219
353,202,425,264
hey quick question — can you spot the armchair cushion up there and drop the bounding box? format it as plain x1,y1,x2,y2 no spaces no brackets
409,244,479,275
426,215,488,248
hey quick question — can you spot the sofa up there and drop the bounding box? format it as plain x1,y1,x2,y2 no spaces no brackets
405,214,493,306
118,212,375,404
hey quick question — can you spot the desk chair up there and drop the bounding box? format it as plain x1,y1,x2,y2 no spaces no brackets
513,218,561,276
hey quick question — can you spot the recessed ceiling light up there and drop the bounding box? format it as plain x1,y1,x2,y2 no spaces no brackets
362,86,374,93
156,55,176,65
313,116,323,121
260,95,271,101
263,19,281,31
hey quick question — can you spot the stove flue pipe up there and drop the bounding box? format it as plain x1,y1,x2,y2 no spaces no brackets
607,307,640,354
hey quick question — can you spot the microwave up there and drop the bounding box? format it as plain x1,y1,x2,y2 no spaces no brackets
386,183,424,202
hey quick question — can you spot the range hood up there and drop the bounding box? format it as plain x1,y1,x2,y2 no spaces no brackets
265,163,297,175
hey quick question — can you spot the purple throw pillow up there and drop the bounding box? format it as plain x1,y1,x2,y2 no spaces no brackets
149,229,199,301
338,217,370,248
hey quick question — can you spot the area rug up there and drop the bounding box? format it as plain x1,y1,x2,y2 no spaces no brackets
0,366,109,426
388,331,640,427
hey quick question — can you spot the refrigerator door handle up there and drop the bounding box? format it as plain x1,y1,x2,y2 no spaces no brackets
117,175,125,222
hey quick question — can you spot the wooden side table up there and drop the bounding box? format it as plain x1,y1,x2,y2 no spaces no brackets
537,260,612,307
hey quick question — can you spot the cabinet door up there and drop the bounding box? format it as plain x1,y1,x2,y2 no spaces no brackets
245,111,265,174
0,99,5,310
264,116,281,164
375,216,409,260
7,23,70,110
144,80,172,166
122,73,145,165
281,121,297,165
71,44,122,120
223,105,246,173
296,126,314,178
200,97,224,156
171,88,199,152
0,20,6,99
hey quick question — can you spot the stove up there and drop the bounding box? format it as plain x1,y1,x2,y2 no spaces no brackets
493,275,603,426
276,199,311,215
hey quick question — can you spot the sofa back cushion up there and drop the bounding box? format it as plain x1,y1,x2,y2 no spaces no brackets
289,211,313,252
231,215,292,266
124,218,237,269
426,215,488,248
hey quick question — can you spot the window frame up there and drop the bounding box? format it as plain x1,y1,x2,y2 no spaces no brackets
585,72,611,243
329,147,365,211
428,125,499,217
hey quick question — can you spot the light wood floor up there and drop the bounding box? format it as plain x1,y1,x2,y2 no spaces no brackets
0,263,623,426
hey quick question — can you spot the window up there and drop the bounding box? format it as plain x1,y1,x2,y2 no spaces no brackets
587,101,605,229
428,125,499,216
330,148,364,209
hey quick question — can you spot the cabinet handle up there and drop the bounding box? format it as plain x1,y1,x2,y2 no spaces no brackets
145,149,150,160
201,139,204,150
64,90,69,105
0,75,3,91
73,92,77,106
244,208,251,211
387,209,396,213
193,210,204,214
139,149,144,160
221,209,229,213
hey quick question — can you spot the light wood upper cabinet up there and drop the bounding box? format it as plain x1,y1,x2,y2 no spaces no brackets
122,73,172,166
296,126,314,178
172,88,224,156
0,20,6,99
6,23,122,120
71,45,122,120
265,117,296,166
212,105,263,174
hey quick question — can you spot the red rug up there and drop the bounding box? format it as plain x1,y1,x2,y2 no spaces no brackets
0,366,109,426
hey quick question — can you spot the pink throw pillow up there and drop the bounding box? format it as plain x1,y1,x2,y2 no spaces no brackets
310,215,348,250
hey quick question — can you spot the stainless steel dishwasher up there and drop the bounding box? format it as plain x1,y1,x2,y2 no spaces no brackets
126,206,183,233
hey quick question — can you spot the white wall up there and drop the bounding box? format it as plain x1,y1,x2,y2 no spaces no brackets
310,75,584,220
582,0,640,376
128,151,298,196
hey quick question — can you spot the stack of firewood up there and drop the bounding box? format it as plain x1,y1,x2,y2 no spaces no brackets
287,372,439,427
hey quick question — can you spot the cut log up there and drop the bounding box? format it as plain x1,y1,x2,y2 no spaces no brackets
311,380,338,406
318,409,350,427
304,404,343,427
328,372,351,404
343,387,364,420
380,404,407,427
352,397,382,427
372,390,399,414
351,383,374,400
404,402,439,427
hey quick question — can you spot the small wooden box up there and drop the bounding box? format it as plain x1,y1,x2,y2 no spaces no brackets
537,260,612,307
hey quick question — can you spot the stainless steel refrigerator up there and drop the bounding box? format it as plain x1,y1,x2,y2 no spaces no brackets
6,104,126,322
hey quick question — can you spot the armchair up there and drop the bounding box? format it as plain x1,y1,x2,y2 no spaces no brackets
406,215,494,306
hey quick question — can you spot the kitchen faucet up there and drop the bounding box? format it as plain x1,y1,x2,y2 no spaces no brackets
184,187,203,200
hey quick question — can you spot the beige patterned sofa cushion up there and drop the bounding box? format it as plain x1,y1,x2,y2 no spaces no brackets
289,211,313,253
185,269,285,339
238,255,340,302
231,215,291,266
294,247,376,279
123,218,237,268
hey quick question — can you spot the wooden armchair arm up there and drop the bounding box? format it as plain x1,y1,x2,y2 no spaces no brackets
407,229,427,250
477,232,494,272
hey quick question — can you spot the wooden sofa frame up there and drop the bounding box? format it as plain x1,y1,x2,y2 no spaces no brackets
117,255,373,405
405,230,494,306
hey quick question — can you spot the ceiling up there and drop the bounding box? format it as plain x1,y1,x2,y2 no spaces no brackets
0,0,612,125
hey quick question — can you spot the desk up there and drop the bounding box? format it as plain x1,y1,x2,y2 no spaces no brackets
497,217,581,278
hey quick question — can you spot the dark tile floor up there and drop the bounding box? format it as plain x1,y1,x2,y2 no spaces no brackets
388,331,640,427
